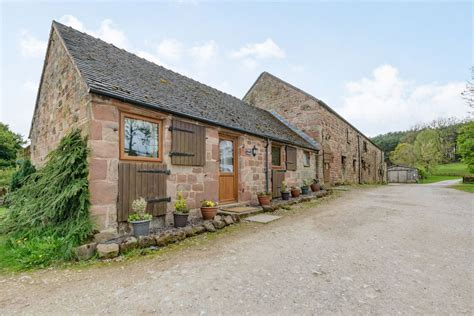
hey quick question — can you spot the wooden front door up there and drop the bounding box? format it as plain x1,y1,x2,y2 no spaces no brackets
218,135,238,203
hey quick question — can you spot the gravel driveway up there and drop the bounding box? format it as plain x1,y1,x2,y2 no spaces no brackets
1,184,472,315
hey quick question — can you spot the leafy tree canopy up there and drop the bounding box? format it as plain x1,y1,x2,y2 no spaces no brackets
390,143,417,167
413,129,442,173
457,121,474,173
0,122,24,168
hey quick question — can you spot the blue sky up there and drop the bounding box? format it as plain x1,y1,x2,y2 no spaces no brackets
1,1,472,139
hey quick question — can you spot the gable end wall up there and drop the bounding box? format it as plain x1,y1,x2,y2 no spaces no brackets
30,27,91,166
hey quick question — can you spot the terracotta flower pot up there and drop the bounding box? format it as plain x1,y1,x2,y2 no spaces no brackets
290,189,300,198
200,207,218,220
258,195,271,206
310,183,321,192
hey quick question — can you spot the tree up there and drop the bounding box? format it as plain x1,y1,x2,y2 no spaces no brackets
371,131,407,158
0,122,24,168
457,121,474,173
413,129,442,173
461,67,473,113
390,143,417,167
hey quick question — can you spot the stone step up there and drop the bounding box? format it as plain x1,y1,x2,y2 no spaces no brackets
218,205,263,219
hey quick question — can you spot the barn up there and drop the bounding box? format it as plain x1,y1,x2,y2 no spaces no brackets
29,21,320,231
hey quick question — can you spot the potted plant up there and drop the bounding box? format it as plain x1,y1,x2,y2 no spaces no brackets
173,191,189,228
290,186,300,198
201,200,218,220
310,178,321,192
281,181,290,200
257,192,272,206
128,197,152,237
301,179,311,195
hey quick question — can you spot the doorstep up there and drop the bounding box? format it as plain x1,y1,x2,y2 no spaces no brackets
218,204,263,219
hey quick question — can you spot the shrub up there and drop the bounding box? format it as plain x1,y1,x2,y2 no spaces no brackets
128,197,152,222
9,159,36,192
0,167,14,188
457,121,474,173
174,192,188,214
201,200,217,207
281,181,288,193
0,129,93,269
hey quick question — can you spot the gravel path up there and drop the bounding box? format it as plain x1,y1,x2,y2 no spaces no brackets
1,184,472,315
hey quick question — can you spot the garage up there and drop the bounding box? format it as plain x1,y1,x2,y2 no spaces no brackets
387,165,419,183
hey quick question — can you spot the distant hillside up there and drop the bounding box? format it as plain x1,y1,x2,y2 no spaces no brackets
371,118,470,163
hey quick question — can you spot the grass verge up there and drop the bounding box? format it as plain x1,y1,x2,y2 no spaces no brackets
449,183,474,193
419,175,461,184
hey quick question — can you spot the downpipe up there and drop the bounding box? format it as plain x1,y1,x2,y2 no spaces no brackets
265,139,270,192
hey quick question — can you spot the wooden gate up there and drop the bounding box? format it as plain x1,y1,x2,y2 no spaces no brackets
272,169,286,198
117,161,170,222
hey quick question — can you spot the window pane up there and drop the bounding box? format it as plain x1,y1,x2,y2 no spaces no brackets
124,117,159,158
219,140,234,172
272,146,281,166
304,152,310,166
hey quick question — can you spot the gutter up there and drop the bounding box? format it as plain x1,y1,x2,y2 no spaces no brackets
89,88,318,152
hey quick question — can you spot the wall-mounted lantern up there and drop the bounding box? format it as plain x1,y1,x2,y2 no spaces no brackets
251,145,257,157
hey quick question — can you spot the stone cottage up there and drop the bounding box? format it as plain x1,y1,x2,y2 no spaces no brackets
244,72,386,185
29,21,320,230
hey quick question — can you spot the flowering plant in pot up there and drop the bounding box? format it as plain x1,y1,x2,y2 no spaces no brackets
173,191,189,228
301,179,312,195
257,191,272,206
280,181,290,200
128,197,152,237
201,200,218,220
310,178,321,192
290,186,300,198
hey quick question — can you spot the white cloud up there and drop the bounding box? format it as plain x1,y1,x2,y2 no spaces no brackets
339,64,467,136
58,15,85,32
189,40,218,66
23,80,38,93
19,31,47,58
157,39,184,60
59,15,128,49
136,50,167,67
230,38,285,60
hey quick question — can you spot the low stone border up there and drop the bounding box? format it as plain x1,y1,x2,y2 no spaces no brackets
75,190,331,261
75,214,238,261
262,189,329,212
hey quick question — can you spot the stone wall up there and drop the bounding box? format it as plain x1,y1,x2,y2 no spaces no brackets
30,27,91,166
244,72,385,185
284,148,318,187
238,135,268,204
88,94,318,229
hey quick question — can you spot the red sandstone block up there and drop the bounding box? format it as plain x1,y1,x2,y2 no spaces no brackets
92,104,117,122
192,183,204,191
90,120,102,140
187,174,197,184
90,181,117,205
89,159,107,180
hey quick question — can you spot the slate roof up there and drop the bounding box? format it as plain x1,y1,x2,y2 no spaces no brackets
244,72,382,151
51,21,318,150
